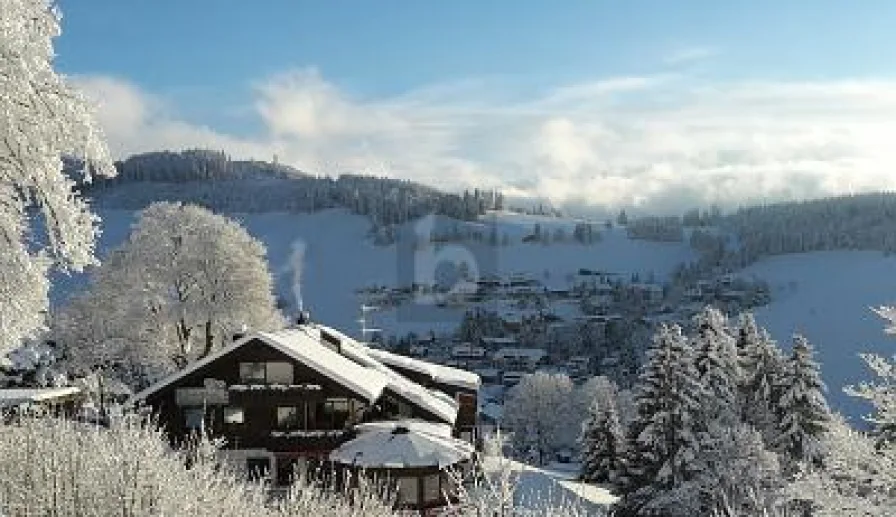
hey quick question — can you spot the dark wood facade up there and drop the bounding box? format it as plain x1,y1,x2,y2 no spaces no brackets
143,339,374,454
135,334,479,494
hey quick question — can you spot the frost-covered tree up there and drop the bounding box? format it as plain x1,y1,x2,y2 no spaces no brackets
786,415,896,517
0,0,114,355
55,203,283,381
656,424,783,517
617,324,704,515
736,313,786,443
580,397,626,485
773,334,830,469
692,307,739,426
844,306,896,445
503,372,576,465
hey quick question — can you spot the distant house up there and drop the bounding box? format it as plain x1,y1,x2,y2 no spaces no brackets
0,386,84,417
480,336,520,350
492,348,548,372
127,323,479,509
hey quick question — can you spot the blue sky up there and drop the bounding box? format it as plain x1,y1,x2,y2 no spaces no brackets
56,1,896,213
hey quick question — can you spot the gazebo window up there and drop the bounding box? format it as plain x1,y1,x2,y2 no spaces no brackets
184,408,204,430
423,473,441,503
397,477,419,506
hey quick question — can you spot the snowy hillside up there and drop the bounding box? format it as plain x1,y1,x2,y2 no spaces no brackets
744,251,896,422
51,208,896,421
54,209,696,337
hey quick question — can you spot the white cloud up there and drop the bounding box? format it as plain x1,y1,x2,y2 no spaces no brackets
663,46,720,66
75,70,896,215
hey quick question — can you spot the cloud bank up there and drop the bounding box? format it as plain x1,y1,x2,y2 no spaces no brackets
75,69,896,215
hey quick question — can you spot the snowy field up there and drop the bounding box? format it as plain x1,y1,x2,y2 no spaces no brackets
744,251,896,422
55,209,696,338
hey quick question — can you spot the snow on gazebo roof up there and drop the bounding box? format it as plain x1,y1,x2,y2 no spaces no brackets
354,419,454,438
330,424,475,469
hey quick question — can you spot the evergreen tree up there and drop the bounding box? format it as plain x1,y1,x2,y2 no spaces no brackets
692,307,739,426
773,334,830,469
736,313,787,443
617,324,705,513
580,398,626,485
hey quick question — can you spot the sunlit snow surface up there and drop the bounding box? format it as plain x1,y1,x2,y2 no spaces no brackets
744,251,896,424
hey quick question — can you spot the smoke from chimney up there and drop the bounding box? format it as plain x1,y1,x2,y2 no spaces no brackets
290,240,307,313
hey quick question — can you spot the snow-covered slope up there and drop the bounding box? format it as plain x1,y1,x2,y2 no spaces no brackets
743,251,896,423
54,209,696,338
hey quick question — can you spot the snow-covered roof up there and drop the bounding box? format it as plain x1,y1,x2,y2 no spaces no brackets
365,347,481,391
324,328,460,424
330,425,474,469
481,336,519,345
129,327,390,404
493,348,548,361
0,387,81,406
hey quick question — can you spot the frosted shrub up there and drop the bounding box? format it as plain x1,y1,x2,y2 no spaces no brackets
0,416,394,517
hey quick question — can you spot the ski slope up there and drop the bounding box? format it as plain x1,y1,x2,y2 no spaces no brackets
744,251,896,423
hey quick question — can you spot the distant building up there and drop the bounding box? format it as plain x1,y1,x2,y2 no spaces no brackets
492,347,548,371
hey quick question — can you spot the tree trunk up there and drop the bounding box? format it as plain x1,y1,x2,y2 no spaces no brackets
200,320,214,358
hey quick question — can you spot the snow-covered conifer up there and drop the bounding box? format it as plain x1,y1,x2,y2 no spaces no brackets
773,334,830,469
0,0,114,355
736,313,787,442
692,307,739,426
580,397,626,485
617,324,704,513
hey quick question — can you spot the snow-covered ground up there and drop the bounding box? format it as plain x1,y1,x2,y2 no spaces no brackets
744,251,896,423
481,455,617,511
55,209,695,338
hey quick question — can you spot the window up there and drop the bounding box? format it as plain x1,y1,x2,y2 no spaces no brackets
223,407,244,424
396,476,419,505
314,398,352,429
246,457,270,482
184,408,204,430
276,406,301,429
239,362,266,383
266,362,294,384
423,473,441,503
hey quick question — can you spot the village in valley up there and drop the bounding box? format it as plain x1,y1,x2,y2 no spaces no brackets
357,251,772,430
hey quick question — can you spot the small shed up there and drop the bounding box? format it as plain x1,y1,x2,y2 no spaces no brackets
0,386,84,416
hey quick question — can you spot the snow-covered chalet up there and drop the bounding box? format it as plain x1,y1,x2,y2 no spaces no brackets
128,320,480,509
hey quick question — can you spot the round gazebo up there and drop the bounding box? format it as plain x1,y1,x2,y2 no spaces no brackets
329,421,475,510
